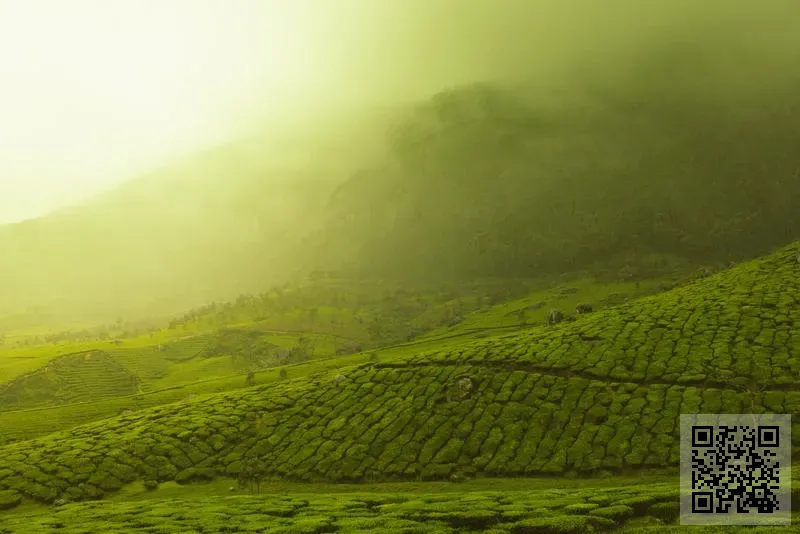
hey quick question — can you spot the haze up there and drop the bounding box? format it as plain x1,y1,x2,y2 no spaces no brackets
0,0,798,224
0,0,322,223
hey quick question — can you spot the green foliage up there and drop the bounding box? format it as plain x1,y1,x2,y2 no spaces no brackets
0,484,685,533
0,351,138,409
202,328,279,364
590,504,635,523
236,456,269,494
0,241,795,531
172,278,522,348
0,489,21,510
174,468,215,485
646,501,680,524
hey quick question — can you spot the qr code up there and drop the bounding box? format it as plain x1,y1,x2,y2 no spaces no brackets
680,414,792,526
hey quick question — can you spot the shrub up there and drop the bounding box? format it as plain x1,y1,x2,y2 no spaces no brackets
511,515,594,533
590,504,634,523
647,501,680,524
448,472,469,483
563,503,599,514
0,489,21,510
175,467,215,485
546,309,564,325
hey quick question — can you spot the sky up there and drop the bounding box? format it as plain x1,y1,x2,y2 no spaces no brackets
0,0,326,223
0,0,798,224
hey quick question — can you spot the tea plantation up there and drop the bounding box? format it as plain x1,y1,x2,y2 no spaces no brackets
0,241,798,531
0,350,139,408
0,483,683,533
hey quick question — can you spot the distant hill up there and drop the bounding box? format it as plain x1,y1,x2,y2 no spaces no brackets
2,37,799,330
304,63,800,281
0,111,396,330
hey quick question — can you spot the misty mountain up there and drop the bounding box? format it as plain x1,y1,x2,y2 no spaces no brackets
3,13,800,330
303,42,800,281
0,113,395,329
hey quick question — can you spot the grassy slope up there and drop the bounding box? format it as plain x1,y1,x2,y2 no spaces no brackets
0,269,678,447
0,112,395,332
416,276,672,340
0,241,796,531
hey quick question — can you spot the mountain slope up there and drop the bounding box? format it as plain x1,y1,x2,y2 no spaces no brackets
0,115,393,330
3,32,800,333
303,43,800,281
0,240,796,508
3,36,799,329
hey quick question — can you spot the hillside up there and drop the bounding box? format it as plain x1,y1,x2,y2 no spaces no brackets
3,36,800,332
0,111,394,331
0,241,795,515
303,48,800,281
0,273,673,448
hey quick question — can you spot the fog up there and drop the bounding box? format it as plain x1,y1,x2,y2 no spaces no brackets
0,0,799,329
3,0,798,223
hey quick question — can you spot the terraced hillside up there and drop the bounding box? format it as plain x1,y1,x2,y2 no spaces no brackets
0,274,673,448
0,351,138,408
0,328,335,414
0,242,797,510
0,334,218,411
399,243,800,393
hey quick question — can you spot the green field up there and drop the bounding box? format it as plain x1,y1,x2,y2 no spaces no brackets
2,476,799,533
0,241,797,531
0,480,683,533
0,263,677,446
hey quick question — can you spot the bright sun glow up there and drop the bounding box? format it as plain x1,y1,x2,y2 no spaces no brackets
0,0,321,223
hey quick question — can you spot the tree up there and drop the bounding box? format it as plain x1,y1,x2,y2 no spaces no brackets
367,317,386,341
237,456,267,493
